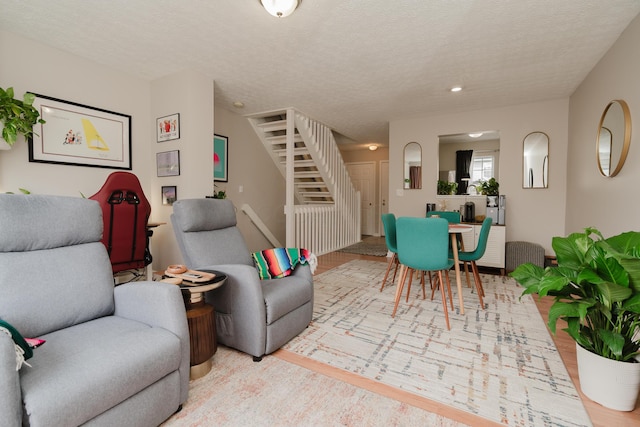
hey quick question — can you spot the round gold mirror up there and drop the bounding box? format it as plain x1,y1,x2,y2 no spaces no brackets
597,100,631,177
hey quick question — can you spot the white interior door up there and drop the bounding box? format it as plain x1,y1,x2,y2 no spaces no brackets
346,162,376,236
379,160,389,236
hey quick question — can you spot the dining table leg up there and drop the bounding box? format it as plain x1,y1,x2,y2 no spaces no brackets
451,233,465,314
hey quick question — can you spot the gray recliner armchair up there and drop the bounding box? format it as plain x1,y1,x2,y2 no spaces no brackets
171,198,314,361
0,194,190,427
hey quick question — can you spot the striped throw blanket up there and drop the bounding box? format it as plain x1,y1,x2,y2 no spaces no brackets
0,319,46,370
252,247,317,280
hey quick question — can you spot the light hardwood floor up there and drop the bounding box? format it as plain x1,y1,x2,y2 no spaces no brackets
310,250,640,427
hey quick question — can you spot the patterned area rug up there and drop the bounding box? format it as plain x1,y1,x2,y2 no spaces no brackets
338,237,388,257
282,259,592,427
162,346,467,427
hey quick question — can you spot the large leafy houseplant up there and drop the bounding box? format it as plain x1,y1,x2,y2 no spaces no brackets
510,227,640,362
0,87,45,146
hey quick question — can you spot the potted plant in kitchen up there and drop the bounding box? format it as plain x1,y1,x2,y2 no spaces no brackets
510,227,640,411
478,177,499,206
437,180,458,195
0,87,45,150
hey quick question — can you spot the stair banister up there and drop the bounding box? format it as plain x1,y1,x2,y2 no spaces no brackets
285,108,295,247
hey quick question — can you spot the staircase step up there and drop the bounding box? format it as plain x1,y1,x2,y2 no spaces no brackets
273,148,309,157
266,135,303,145
295,171,322,179
287,160,316,167
299,191,332,197
303,200,334,204
295,182,329,188
256,119,287,132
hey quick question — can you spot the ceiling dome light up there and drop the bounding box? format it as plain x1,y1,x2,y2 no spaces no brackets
368,145,378,151
468,133,483,138
450,86,462,92
260,0,299,18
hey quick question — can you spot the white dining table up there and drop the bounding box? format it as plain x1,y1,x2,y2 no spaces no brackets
448,223,473,314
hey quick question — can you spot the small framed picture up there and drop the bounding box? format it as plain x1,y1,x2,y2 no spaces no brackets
162,186,177,206
157,150,180,177
157,113,180,142
213,134,228,182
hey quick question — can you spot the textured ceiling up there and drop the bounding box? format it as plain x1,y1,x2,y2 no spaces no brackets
2,0,639,149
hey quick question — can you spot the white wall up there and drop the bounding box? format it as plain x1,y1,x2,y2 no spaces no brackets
389,98,569,253
0,30,152,198
0,30,289,273
213,105,288,253
567,13,640,238
149,70,215,271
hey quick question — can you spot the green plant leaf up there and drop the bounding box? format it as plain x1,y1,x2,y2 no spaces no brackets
621,293,640,314
23,92,35,106
598,329,625,358
552,234,587,269
548,300,582,333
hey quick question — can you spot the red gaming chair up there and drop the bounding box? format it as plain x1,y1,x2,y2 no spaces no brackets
89,172,152,274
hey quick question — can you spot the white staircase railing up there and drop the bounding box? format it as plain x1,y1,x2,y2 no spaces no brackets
294,113,360,255
240,203,282,248
247,108,360,256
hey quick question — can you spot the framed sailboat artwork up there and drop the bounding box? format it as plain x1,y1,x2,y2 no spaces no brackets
28,94,132,169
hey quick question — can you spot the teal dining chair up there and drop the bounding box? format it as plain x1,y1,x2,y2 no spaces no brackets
427,210,466,282
393,217,455,330
380,213,400,292
457,217,493,309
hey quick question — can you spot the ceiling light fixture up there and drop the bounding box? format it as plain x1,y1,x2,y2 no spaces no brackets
232,101,245,109
260,0,299,18
450,86,462,92
468,132,483,138
368,145,378,151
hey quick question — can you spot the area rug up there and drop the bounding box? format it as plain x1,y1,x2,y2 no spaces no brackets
281,259,592,427
338,237,388,257
162,345,468,427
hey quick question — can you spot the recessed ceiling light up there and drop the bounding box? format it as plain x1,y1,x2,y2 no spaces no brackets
450,86,462,92
468,133,483,138
232,101,245,108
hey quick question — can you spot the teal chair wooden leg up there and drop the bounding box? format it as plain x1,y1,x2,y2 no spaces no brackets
380,253,399,292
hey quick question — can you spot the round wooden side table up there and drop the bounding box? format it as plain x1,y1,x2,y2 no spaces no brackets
165,270,226,380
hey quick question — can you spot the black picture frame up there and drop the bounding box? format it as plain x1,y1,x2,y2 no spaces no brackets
156,150,180,177
157,113,180,142
29,93,132,170
213,134,228,182
162,185,177,206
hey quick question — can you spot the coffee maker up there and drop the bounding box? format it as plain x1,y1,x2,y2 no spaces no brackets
464,202,475,223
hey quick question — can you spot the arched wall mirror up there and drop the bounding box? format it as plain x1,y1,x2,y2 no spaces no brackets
522,131,549,188
403,142,422,189
597,100,631,177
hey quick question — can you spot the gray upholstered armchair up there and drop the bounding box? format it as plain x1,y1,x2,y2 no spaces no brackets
171,198,314,361
0,194,190,427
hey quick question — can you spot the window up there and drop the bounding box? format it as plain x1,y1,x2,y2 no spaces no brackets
470,154,495,184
